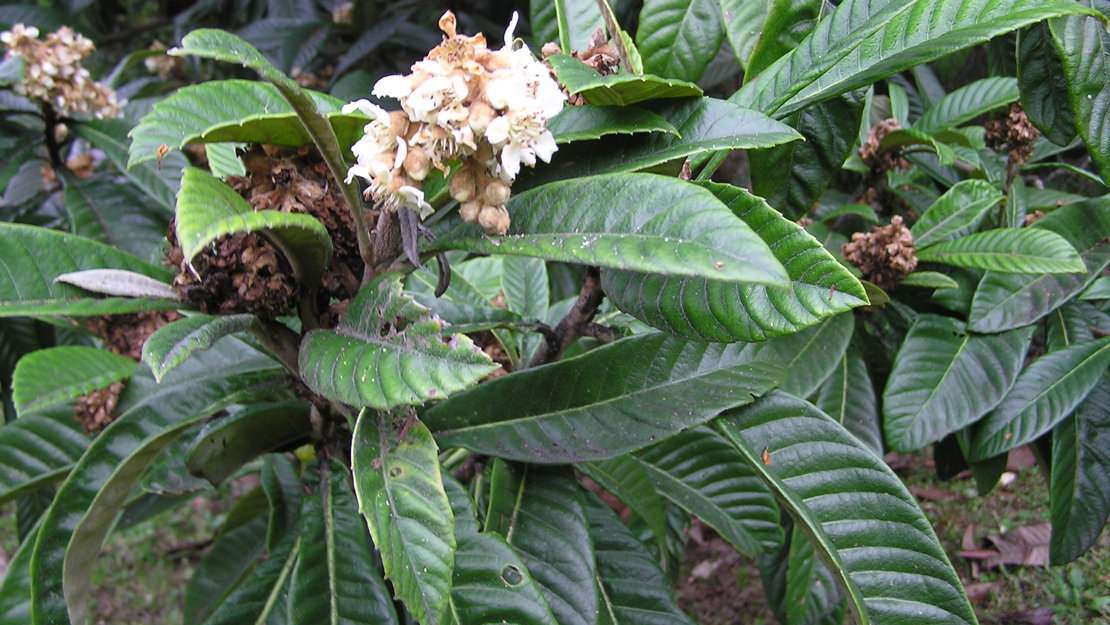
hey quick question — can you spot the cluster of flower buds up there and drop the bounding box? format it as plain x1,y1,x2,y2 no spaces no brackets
343,11,565,235
0,24,122,119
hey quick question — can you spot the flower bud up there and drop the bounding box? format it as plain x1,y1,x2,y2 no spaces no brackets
478,204,510,235
403,146,431,181
388,111,410,138
460,200,481,223
483,180,511,205
449,167,477,202
468,100,496,135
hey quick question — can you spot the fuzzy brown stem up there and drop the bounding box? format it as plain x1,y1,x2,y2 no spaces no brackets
595,0,635,73
527,266,607,368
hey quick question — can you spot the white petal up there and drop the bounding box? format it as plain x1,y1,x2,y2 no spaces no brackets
345,164,371,184
499,142,522,180
485,116,510,144
533,130,558,163
503,11,519,47
393,137,408,170
373,74,412,99
486,74,524,110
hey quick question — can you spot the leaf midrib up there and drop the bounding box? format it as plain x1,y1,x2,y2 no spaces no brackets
436,348,778,435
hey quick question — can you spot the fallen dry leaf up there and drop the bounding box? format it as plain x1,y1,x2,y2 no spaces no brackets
958,523,1051,571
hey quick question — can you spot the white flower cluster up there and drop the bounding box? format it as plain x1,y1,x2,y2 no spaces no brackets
0,24,122,119
344,11,565,235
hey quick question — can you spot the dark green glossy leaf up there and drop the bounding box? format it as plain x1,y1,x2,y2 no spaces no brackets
762,313,854,398
262,454,302,551
74,119,185,214
912,77,1019,135
544,0,605,53
636,426,782,556
519,97,800,188
910,180,1003,248
290,461,398,625
745,0,822,79
577,456,669,558
732,0,1093,118
637,0,724,82
548,105,678,143
201,532,300,625
1080,276,1110,301
815,347,883,455
882,314,1033,452
1018,23,1076,146
142,314,260,382
351,412,454,625
0,409,88,505
0,223,176,317
970,337,1110,461
63,176,170,262
759,523,843,625
186,402,312,487
547,56,703,106
917,228,1085,273
1050,15,1110,184
176,167,332,285
749,94,863,220
30,347,284,625
1049,377,1110,564
969,199,1110,333
584,492,697,625
718,0,770,70
1045,301,1100,352
423,333,783,463
717,391,978,625
0,519,35,625
444,474,559,625
431,173,789,288
899,272,960,290
184,512,267,625
12,346,136,416
603,183,867,342
485,463,596,625
300,275,496,410
128,80,348,167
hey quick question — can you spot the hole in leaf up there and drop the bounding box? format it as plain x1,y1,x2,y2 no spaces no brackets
499,564,524,586
388,466,403,478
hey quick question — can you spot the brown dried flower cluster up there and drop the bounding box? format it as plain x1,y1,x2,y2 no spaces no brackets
984,102,1040,165
229,144,362,300
167,226,298,320
859,118,910,172
541,28,621,105
345,11,564,235
0,24,121,118
75,310,182,431
166,144,361,319
842,215,918,291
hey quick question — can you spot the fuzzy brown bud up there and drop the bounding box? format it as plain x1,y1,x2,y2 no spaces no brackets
484,180,511,206
460,200,481,223
449,168,477,202
468,100,496,135
478,204,510,235
403,145,431,181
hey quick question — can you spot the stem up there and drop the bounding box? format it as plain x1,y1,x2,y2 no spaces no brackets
250,320,303,375
595,0,635,73
41,104,63,170
527,266,608,368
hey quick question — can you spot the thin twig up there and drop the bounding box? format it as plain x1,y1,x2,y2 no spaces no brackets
527,266,607,368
